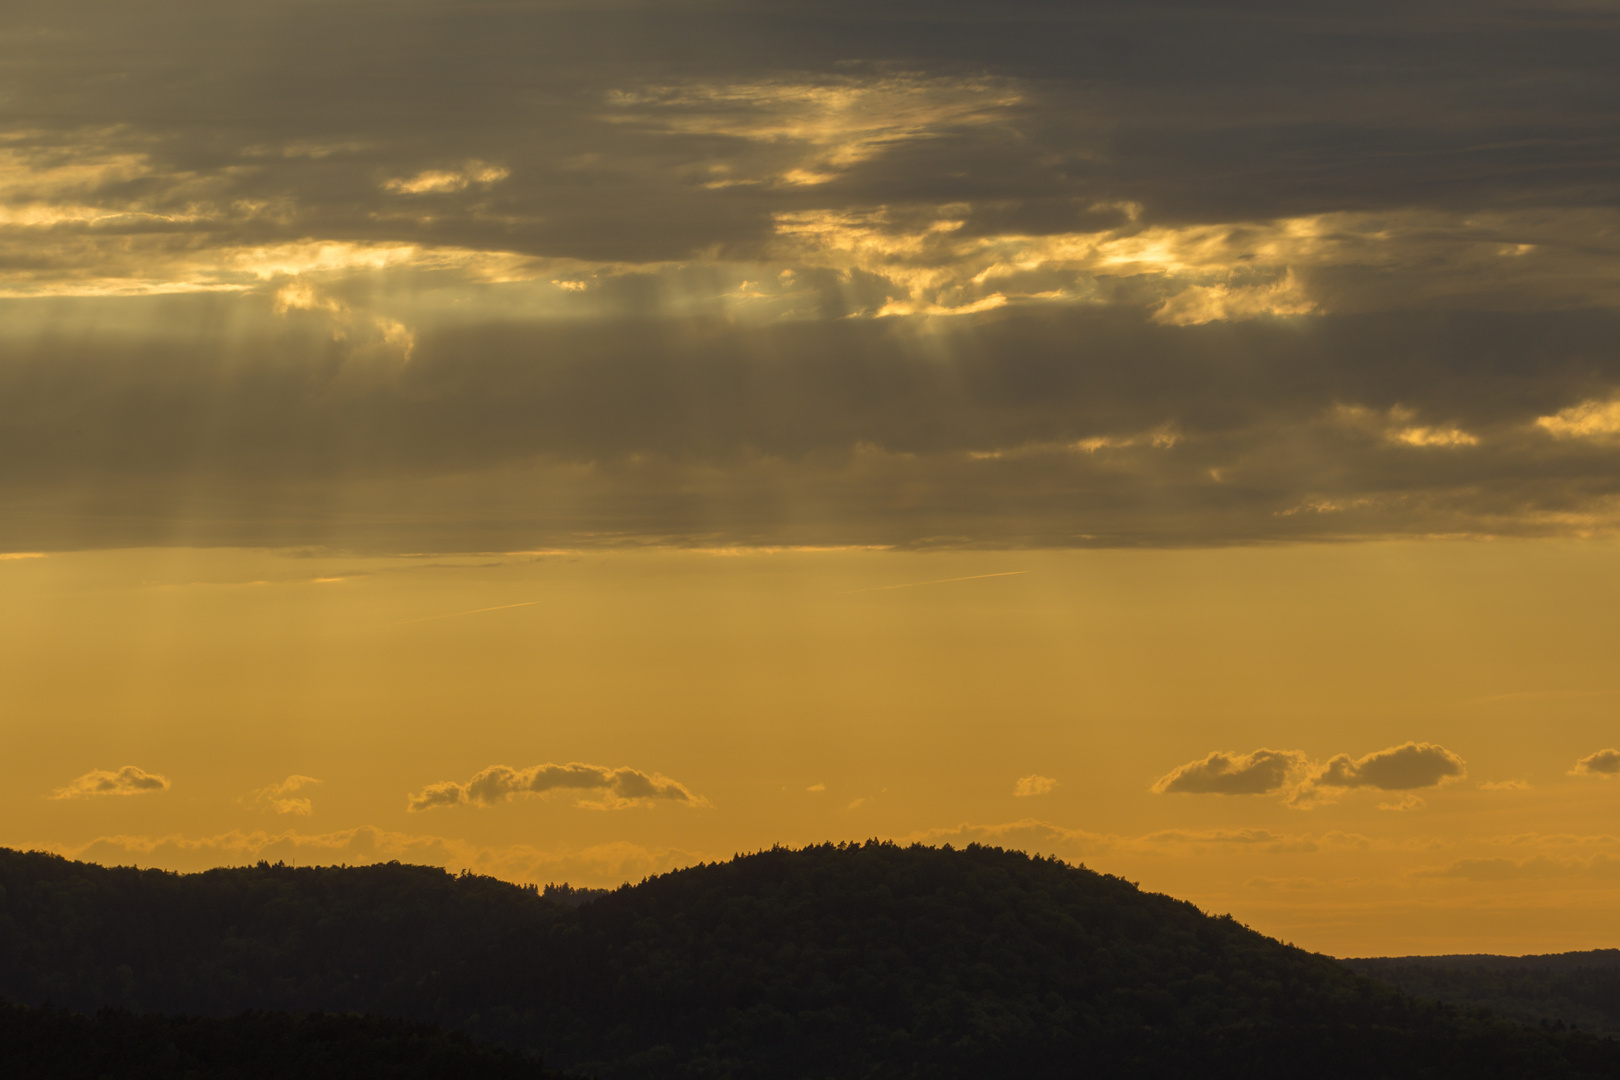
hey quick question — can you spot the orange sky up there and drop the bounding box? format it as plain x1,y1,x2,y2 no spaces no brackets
4,0,1620,958
5,541,1620,957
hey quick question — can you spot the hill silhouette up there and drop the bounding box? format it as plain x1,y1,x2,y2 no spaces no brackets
2,841,1617,1078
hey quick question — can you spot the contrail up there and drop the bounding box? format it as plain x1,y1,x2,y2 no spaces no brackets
392,600,541,626
840,571,1028,595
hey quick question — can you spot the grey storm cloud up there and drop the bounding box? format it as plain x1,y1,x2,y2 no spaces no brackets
407,762,704,812
2,1,1619,552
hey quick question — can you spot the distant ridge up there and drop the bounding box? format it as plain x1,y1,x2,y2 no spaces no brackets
1347,952,1620,1037
3,843,1618,1078
1352,950,1620,972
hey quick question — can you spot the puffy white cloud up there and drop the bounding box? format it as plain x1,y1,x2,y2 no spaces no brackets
408,761,704,812
1572,749,1620,777
1013,774,1057,797
50,766,170,800
1151,749,1306,795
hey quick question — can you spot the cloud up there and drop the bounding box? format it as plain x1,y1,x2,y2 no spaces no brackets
1573,749,1620,776
1288,742,1467,808
1314,742,1466,792
2,2,1620,553
1537,399,1620,442
1013,774,1057,797
50,766,170,800
382,160,509,195
1152,749,1307,795
1478,779,1530,791
1155,742,1467,807
248,774,322,815
407,762,704,812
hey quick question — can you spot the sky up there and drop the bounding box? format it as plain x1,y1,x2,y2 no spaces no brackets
3,0,1620,957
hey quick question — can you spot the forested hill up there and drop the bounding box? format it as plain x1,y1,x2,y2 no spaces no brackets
1347,952,1620,1037
3,843,1618,1079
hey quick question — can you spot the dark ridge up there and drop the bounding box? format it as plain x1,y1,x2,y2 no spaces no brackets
1352,951,1620,973
516,882,612,908
3,842,1618,1078
1347,952,1620,1037
0,1000,548,1079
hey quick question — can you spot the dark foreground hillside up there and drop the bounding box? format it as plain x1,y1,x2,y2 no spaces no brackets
1348,951,1620,1037
3,843,1618,1079
0,1001,548,1079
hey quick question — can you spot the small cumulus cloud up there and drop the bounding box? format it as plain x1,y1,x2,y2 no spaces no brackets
806,783,826,792
1291,742,1466,808
248,774,322,815
1316,742,1466,791
1572,749,1620,777
408,761,704,812
50,766,170,800
1013,774,1057,797
1152,749,1307,795
1479,779,1530,791
1155,742,1466,808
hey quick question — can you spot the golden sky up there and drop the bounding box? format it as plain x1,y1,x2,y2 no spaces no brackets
3,0,1620,957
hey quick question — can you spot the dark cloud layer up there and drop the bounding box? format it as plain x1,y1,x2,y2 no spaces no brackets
3,304,1619,550
1,1,1617,550
3,0,1614,253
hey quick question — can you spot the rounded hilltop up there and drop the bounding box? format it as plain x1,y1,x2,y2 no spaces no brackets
2,842,1616,1078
